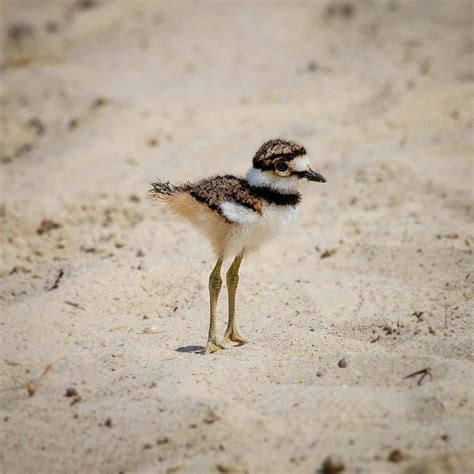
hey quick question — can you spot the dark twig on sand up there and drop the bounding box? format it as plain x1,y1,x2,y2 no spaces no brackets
404,367,433,386
64,300,85,311
47,269,64,291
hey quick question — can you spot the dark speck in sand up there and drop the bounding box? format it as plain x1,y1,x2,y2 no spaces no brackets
338,358,348,368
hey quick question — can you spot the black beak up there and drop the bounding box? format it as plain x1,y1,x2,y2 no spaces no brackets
304,169,327,183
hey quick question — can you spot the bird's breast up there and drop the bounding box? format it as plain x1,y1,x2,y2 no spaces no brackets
257,203,299,233
223,202,299,257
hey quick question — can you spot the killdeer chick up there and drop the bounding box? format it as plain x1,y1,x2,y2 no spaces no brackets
149,138,326,354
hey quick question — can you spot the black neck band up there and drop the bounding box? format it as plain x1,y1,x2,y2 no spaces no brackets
248,185,301,206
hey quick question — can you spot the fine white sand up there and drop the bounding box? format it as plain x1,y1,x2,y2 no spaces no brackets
1,1,473,473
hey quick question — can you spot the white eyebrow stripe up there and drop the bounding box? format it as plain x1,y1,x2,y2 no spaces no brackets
291,156,311,172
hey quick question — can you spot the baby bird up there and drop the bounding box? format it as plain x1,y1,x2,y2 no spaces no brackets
149,138,326,354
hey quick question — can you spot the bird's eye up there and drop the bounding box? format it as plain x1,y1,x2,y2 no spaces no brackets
276,162,288,172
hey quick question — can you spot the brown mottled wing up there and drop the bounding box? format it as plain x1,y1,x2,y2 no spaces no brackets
183,175,262,219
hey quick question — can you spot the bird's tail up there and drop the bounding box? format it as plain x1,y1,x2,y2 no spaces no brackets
148,180,181,201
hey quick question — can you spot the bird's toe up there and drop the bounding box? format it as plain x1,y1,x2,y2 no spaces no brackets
223,329,247,346
204,340,226,355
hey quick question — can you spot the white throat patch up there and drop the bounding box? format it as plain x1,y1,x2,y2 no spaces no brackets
245,168,300,193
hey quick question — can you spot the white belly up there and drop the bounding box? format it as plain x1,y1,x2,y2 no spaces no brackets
223,203,299,258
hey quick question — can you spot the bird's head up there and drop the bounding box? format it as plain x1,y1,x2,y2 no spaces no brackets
246,138,326,192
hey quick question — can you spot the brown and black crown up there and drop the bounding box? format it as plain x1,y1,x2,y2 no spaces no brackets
252,139,306,171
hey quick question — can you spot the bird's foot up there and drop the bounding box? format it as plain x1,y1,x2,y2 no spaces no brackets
223,327,247,346
204,338,226,355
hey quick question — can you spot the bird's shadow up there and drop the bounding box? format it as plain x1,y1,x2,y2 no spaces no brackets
176,345,205,355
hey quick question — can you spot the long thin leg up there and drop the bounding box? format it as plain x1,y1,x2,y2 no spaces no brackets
204,258,225,354
223,252,247,345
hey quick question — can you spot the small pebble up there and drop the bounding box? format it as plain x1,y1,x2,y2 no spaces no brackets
147,138,159,147
76,0,98,10
70,395,82,406
338,358,348,368
104,418,113,428
203,409,220,424
321,455,345,473
64,387,78,397
142,326,160,334
216,465,239,474
91,97,108,109
388,449,408,463
68,118,79,129
143,443,153,450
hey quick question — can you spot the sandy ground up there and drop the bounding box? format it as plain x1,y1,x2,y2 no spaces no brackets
1,1,473,473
